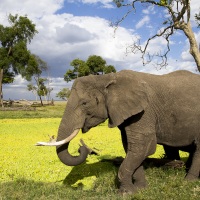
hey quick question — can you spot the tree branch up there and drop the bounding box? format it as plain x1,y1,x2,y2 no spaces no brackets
113,0,197,69
127,25,174,67
111,7,136,34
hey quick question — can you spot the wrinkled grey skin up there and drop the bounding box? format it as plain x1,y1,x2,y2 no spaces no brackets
56,70,200,194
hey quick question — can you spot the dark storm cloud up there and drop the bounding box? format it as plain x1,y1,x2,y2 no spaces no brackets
56,23,95,44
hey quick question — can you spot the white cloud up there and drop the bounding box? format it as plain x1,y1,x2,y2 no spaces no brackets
0,1,142,100
135,16,150,29
186,0,200,23
142,5,156,15
0,0,64,24
0,0,199,100
27,13,143,78
3,75,34,100
67,0,114,8
56,23,95,44
181,51,194,62
3,75,71,101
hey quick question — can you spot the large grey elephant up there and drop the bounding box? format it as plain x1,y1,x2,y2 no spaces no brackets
37,70,200,194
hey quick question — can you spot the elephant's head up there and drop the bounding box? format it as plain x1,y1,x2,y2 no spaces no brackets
36,70,149,166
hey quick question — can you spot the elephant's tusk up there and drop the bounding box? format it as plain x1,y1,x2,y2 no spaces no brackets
35,129,80,146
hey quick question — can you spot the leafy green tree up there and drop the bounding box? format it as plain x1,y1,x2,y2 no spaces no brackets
64,59,90,82
113,1,200,71
104,65,117,74
2,69,15,84
37,78,48,99
64,69,76,82
78,62,90,76
27,84,37,100
0,14,38,106
27,78,48,106
27,55,51,106
86,55,106,75
70,59,85,73
56,88,71,101
64,55,116,82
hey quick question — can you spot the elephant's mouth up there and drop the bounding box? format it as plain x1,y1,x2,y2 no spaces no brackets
82,127,90,133
81,118,93,133
82,116,107,133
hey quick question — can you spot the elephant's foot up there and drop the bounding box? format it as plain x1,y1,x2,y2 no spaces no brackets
185,172,199,181
119,181,147,195
134,180,147,189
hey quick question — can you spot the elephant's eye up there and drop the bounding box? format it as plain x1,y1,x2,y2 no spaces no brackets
82,102,87,106
81,101,87,106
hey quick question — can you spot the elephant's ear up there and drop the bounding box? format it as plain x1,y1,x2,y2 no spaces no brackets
105,74,150,128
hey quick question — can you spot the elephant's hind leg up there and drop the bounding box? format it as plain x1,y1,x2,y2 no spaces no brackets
185,148,200,180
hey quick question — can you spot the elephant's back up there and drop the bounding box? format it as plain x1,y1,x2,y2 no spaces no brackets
162,70,200,88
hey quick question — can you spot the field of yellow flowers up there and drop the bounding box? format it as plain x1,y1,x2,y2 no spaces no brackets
0,103,199,200
0,117,169,182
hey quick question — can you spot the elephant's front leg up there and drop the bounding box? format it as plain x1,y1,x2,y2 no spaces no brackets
118,131,156,194
118,150,146,194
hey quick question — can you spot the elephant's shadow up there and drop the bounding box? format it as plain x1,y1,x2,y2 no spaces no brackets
63,158,118,187
63,156,189,188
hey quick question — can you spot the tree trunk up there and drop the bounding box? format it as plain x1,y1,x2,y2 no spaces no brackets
0,69,4,107
183,23,200,71
39,95,43,106
175,21,200,71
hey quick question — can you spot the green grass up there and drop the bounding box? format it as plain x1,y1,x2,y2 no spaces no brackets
0,103,200,199
0,101,67,119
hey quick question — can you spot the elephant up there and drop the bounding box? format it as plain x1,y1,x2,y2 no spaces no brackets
37,70,200,194
163,144,196,169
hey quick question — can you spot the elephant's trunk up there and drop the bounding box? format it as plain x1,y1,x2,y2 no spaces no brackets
36,128,90,166
55,110,91,166
36,112,90,166
56,131,90,165
56,141,90,166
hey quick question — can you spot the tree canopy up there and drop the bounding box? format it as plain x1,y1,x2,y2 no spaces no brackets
27,55,52,106
64,55,116,82
56,88,71,101
27,78,48,105
0,14,38,105
113,0,200,71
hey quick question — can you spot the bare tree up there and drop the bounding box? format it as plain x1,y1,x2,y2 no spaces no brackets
195,11,200,27
113,0,200,70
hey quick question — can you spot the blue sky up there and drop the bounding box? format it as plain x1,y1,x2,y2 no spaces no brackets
0,0,199,100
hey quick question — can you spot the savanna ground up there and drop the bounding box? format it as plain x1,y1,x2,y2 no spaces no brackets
0,102,200,200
